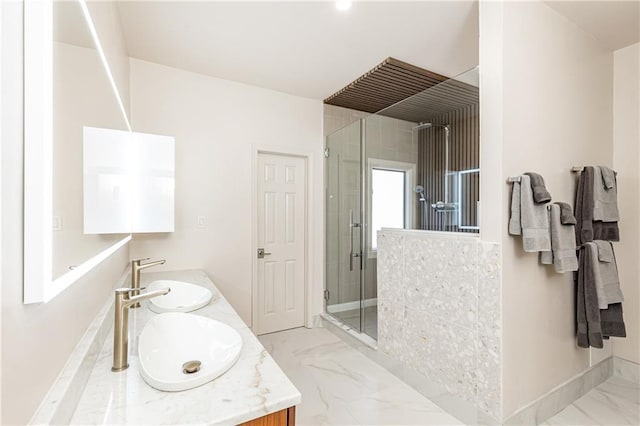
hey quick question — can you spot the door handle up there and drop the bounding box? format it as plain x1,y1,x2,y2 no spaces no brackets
350,252,361,271
349,209,361,271
257,248,272,259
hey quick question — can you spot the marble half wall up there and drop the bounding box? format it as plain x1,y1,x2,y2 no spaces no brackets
377,229,502,421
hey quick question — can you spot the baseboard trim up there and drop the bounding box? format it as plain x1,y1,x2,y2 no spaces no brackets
613,356,640,384
504,356,614,425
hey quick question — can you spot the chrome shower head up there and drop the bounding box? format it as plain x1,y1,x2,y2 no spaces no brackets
414,185,427,202
412,122,451,133
412,122,433,131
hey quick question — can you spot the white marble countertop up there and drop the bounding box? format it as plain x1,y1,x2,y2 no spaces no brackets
70,269,301,425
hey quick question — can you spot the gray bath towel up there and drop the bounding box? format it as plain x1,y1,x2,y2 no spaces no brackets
601,303,626,338
525,172,552,204
577,245,604,348
520,175,551,252
547,204,579,273
575,167,619,244
601,166,616,189
577,244,626,348
509,180,522,236
593,166,619,221
591,240,624,309
556,202,576,225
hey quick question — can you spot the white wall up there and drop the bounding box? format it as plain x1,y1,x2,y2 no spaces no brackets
85,0,130,118
128,59,324,327
0,3,132,423
612,42,640,364
478,0,504,243
481,0,616,419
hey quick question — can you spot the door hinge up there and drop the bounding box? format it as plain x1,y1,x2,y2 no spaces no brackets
323,147,330,158
324,289,330,301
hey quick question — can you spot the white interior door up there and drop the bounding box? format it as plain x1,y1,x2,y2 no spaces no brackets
257,153,306,335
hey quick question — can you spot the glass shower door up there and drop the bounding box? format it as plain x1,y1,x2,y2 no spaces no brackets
325,120,362,332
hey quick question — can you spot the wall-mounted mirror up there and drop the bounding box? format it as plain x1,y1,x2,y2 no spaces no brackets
52,0,129,280
24,0,132,303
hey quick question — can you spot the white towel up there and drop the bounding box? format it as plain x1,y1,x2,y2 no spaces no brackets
593,166,619,221
520,175,551,252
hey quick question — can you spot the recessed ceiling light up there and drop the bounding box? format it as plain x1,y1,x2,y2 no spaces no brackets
336,0,352,11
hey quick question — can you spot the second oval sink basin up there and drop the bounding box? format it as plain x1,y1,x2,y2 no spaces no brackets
146,280,213,313
138,312,243,392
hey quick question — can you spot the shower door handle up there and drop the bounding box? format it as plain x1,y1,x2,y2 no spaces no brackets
350,252,361,271
349,209,361,271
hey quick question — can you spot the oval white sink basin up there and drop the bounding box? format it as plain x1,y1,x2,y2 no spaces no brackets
138,312,242,392
146,280,213,313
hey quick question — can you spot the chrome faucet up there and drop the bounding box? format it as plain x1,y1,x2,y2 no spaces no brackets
112,287,170,372
130,258,166,307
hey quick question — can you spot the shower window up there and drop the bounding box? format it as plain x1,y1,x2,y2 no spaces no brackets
368,159,415,254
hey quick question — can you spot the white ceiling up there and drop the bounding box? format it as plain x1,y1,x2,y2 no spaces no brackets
116,1,479,100
545,1,640,51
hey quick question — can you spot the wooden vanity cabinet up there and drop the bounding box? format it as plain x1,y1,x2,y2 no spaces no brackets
239,406,295,426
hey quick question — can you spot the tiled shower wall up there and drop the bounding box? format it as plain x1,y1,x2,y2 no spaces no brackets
417,104,480,233
377,229,501,421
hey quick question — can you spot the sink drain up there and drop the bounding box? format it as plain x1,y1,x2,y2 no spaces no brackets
182,360,202,374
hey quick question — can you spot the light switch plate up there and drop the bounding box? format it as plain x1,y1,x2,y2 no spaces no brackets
196,215,208,229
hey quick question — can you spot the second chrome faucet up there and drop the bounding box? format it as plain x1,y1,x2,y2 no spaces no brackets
130,258,166,308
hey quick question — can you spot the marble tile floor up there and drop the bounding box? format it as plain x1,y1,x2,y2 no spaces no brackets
259,326,463,425
260,326,639,426
331,306,378,339
543,376,639,426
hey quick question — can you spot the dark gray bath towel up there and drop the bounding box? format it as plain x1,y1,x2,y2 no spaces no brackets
577,245,603,348
601,303,626,338
574,167,619,244
525,172,552,204
556,202,576,225
575,167,595,243
576,244,626,348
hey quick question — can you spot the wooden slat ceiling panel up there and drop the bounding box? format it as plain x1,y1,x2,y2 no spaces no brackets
324,57,479,123
324,57,449,113
379,78,479,123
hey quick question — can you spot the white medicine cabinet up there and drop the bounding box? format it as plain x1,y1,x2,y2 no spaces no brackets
83,127,175,234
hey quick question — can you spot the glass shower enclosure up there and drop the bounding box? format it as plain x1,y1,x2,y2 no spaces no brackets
325,67,480,340
325,121,370,334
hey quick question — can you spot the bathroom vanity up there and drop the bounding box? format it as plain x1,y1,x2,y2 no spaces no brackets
35,270,300,425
